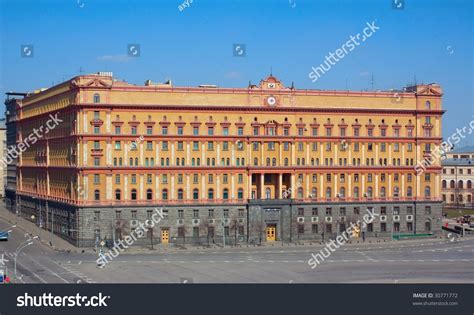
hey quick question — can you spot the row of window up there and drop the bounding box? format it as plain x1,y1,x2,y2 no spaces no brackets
302,221,431,234
93,188,245,201
442,180,473,189
90,112,433,138
92,172,425,186
99,139,420,152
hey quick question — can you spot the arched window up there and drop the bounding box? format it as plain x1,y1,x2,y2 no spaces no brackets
393,186,400,197
339,187,345,198
145,158,149,166
284,158,289,166
177,189,184,200
146,189,153,200
93,93,100,103
367,187,373,198
193,188,199,200
131,189,137,200
468,180,472,189
450,180,455,189
236,158,240,166
130,158,133,166
115,189,121,200
407,186,413,197
311,187,317,199
424,186,431,198
442,180,447,189
265,188,271,199
237,188,244,200
208,188,214,200
135,158,138,166
266,158,271,166
354,187,359,198
297,187,303,199
94,190,100,201
458,180,464,189
162,189,168,200
380,187,386,198
425,101,431,109
272,158,276,166
207,158,211,166
326,187,332,199
254,158,258,166
212,158,215,166
192,158,195,166
223,188,229,200
197,158,201,166
151,158,154,166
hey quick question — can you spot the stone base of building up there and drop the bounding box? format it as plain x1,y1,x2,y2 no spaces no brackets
15,195,443,247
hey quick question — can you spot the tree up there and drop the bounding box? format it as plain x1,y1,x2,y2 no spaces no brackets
200,218,211,247
254,221,265,245
229,215,239,246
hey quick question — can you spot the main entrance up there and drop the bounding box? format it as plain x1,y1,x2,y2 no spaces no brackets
161,229,169,244
266,225,276,241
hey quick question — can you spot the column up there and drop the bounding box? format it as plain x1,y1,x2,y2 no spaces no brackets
139,174,144,200
278,173,283,199
231,174,235,199
260,173,264,199
171,143,175,166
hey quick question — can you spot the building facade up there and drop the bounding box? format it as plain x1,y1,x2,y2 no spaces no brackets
4,94,23,209
441,146,474,209
0,118,6,198
12,73,444,246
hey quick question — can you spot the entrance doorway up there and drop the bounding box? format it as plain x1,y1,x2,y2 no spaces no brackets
266,225,276,241
161,229,169,244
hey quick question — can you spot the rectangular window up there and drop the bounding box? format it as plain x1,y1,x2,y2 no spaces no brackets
177,126,184,135
312,224,318,234
178,210,184,218
208,127,214,136
193,141,199,151
94,174,100,184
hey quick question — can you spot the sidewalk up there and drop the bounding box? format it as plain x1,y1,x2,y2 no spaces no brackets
0,203,81,253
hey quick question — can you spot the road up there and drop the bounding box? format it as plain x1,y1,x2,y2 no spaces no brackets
1,217,474,283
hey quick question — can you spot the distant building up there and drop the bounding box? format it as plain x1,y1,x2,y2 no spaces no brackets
4,93,24,208
441,146,474,209
0,118,5,198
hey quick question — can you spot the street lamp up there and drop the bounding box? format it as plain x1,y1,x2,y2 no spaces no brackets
14,236,38,281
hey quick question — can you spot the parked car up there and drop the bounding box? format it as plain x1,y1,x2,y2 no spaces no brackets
0,231,9,241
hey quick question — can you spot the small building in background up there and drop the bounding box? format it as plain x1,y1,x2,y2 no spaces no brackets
441,146,474,209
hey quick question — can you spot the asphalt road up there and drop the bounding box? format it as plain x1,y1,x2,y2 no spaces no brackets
1,217,473,283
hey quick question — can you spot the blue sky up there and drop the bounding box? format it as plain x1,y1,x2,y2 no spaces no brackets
0,0,472,147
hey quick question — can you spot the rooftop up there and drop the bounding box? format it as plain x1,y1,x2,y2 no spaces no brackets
442,158,474,166
449,146,474,154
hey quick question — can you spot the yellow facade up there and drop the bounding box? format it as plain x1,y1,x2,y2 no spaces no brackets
16,74,443,207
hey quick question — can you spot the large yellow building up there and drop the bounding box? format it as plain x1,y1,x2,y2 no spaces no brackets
11,73,444,246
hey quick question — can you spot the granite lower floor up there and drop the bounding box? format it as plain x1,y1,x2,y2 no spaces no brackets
12,195,443,247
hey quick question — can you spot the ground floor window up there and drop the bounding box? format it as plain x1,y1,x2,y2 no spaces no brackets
425,221,431,232
178,227,185,237
298,224,304,234
312,224,318,234
193,227,199,237
407,222,413,231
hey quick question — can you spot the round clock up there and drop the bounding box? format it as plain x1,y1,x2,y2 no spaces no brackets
267,96,277,106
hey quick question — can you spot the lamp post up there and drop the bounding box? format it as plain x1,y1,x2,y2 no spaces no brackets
14,236,38,281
